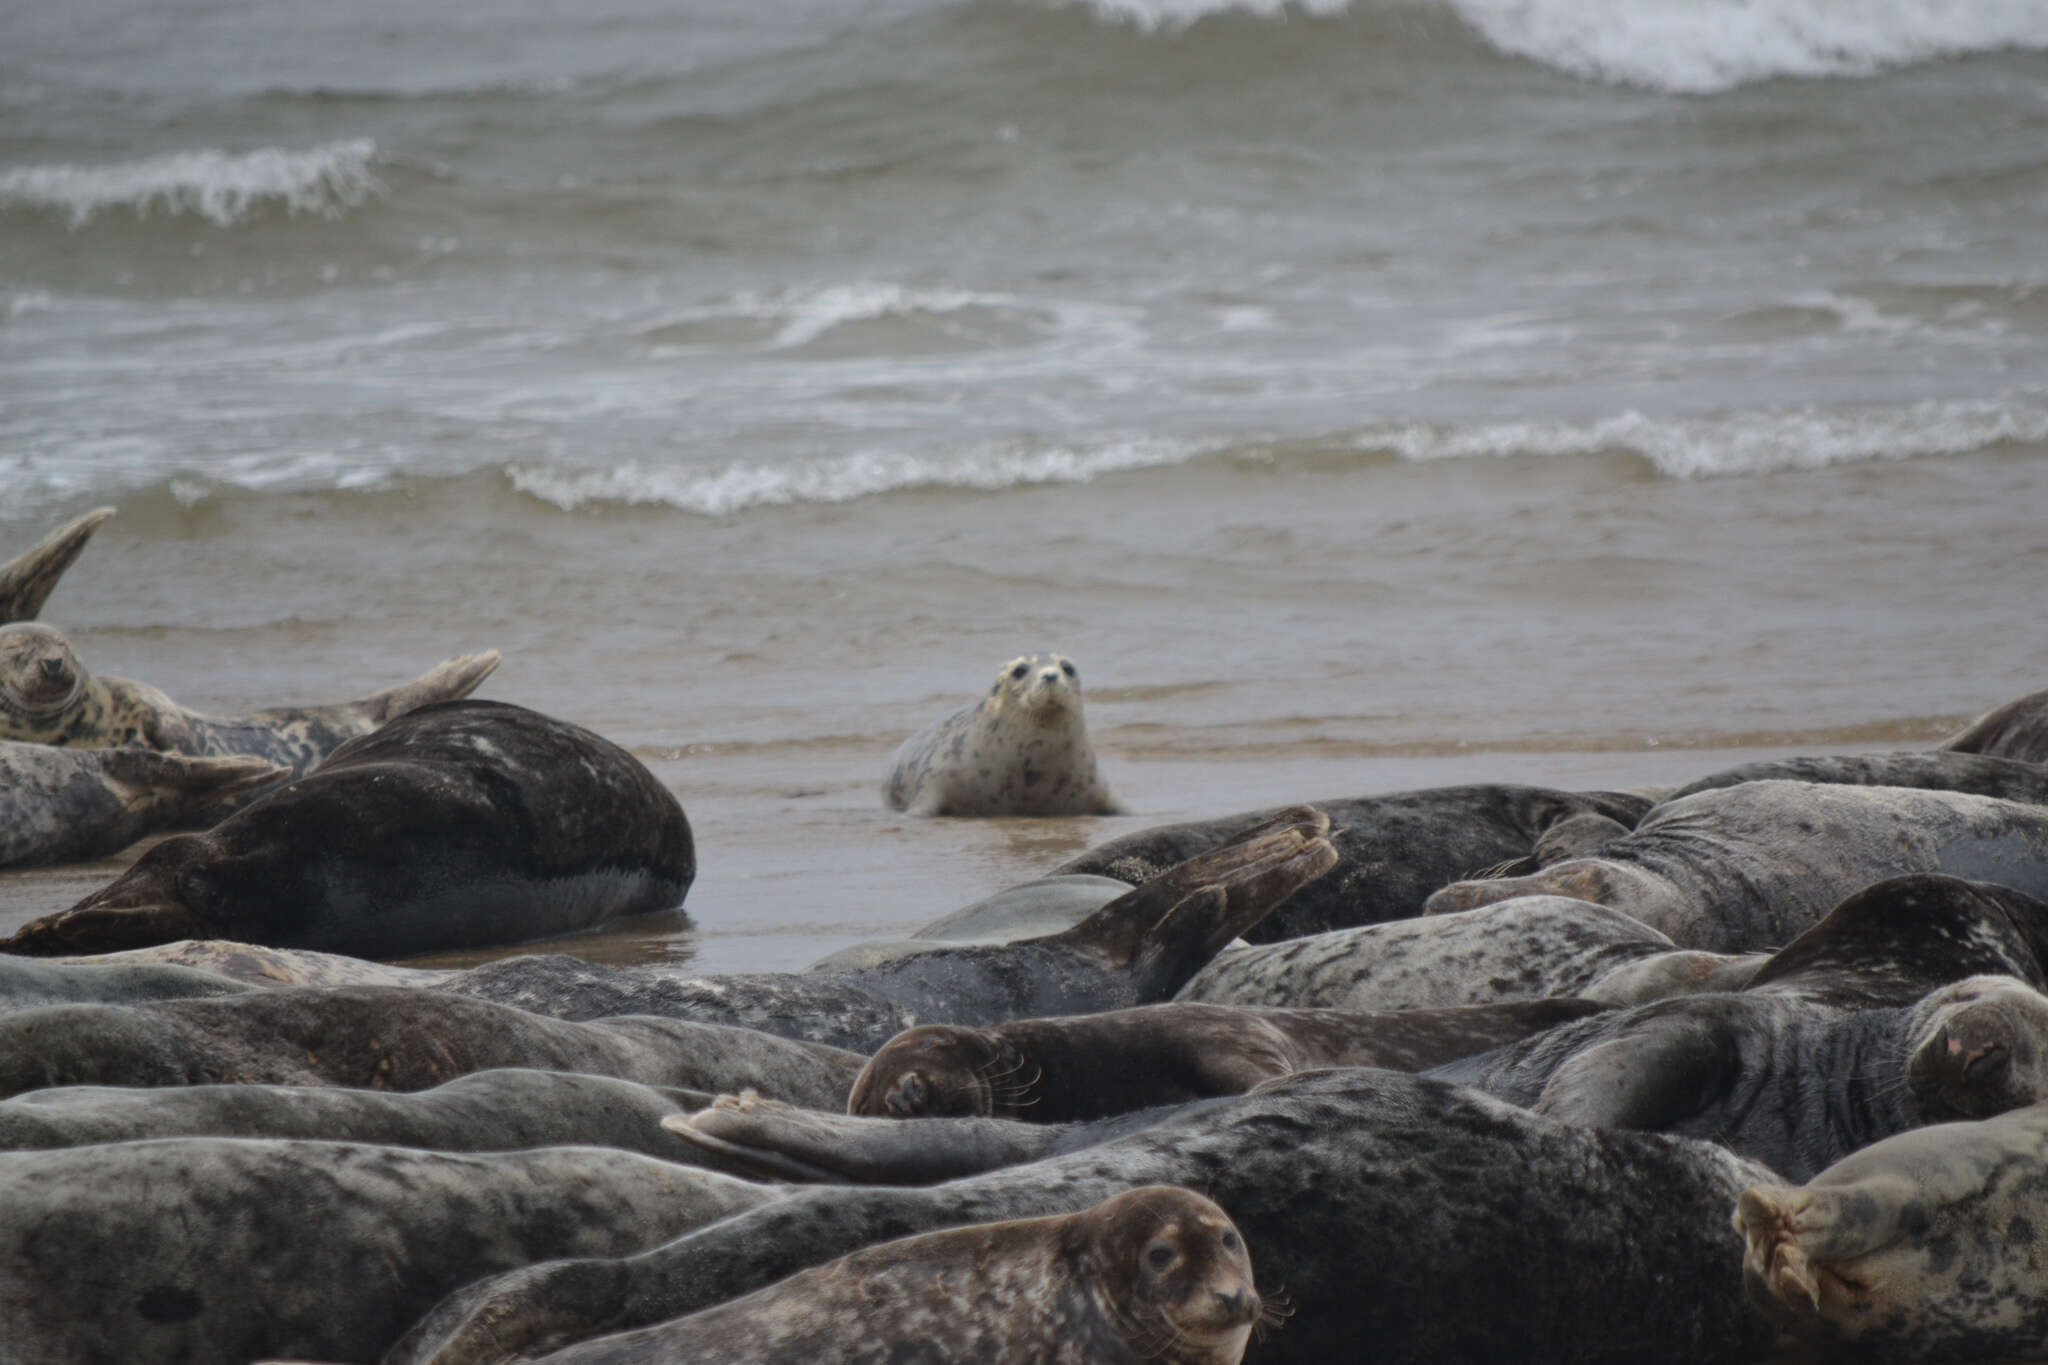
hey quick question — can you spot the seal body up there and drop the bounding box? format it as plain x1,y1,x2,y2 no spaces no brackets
1942,684,2048,764
0,621,499,778
884,653,1122,816
529,1187,1261,1365
1660,750,2048,806
0,741,282,868
0,506,113,623
1,699,695,958
1055,785,1655,941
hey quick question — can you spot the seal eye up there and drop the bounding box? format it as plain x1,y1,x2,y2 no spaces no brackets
1010,663,1028,681
1220,1231,1240,1252
1060,661,1076,678
1146,1242,1176,1271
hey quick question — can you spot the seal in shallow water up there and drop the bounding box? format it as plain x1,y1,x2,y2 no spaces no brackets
884,652,1123,816
0,620,499,777
0,699,695,958
0,740,283,868
0,506,113,623
528,1186,1264,1365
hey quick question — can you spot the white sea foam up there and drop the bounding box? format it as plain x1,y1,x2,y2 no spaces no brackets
642,282,1064,353
507,439,1203,516
0,139,383,229
1358,398,2048,480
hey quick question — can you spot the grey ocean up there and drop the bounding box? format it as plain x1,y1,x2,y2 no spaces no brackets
4,0,2047,969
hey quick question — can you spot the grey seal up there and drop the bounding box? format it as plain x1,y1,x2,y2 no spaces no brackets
2,699,696,958
1657,750,2048,807
884,652,1122,816
807,874,1133,973
0,954,254,1014
0,506,113,623
1054,784,1655,941
528,1187,1264,1365
0,740,282,868
1941,683,2048,764
50,939,452,990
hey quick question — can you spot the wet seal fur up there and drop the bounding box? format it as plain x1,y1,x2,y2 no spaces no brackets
528,1187,1264,1365
0,506,113,623
0,1136,778,1364
1054,784,1654,941
435,807,1338,1053
884,652,1122,816
0,620,499,778
390,1069,1778,1365
0,740,283,868
1425,781,2048,953
0,984,863,1108
1941,683,2048,765
850,998,1607,1123
2,699,695,958
1737,1099,2048,1362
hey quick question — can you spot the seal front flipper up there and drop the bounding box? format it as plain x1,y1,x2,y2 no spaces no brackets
668,1095,1055,1185
0,507,114,623
1532,1016,1739,1131
97,750,289,823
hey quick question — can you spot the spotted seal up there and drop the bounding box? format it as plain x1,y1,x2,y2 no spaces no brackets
1737,1100,2048,1361
1,699,695,958
527,1187,1264,1365
1053,785,1655,941
1656,750,2048,807
0,740,283,868
850,998,1607,1122
0,620,499,777
388,1068,1778,1365
1941,683,2048,765
49,939,452,990
884,652,1122,816
0,506,113,623
1424,781,2048,953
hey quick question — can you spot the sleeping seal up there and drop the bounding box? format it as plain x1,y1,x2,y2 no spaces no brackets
1737,1100,2048,1360
527,1187,1264,1365
884,652,1122,816
0,741,283,868
1941,683,2048,764
0,506,113,623
0,621,499,777
0,699,695,958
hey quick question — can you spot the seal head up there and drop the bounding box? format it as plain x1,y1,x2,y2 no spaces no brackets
848,1024,1019,1118
1904,975,2048,1122
0,624,87,730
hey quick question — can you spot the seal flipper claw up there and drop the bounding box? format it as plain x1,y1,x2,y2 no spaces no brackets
0,507,115,623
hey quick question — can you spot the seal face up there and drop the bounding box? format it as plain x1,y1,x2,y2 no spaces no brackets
0,624,89,732
1903,974,2048,1122
884,652,1123,817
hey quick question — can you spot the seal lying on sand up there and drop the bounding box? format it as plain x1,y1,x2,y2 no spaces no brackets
1425,781,2048,953
1,699,695,958
0,984,862,1107
1053,785,1654,941
1737,1100,2048,1361
0,1136,777,1364
0,741,282,868
0,621,498,777
528,1187,1264,1365
850,998,1606,1122
389,1069,1778,1365
1941,683,2048,765
49,939,452,990
884,652,1123,816
0,506,113,623
1657,750,2048,807
0,955,253,1014
435,808,1337,1053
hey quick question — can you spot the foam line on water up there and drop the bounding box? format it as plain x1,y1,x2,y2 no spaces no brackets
0,139,383,228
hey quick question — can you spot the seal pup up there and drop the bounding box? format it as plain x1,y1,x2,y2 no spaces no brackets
0,1136,778,1364
388,1069,1778,1365
1053,785,1655,941
0,621,499,777
1,699,696,958
0,984,863,1108
1941,682,2048,764
434,808,1337,1053
1737,1100,2048,1361
0,506,113,623
1424,781,2048,953
850,998,1607,1122
526,1187,1263,1365
0,740,283,868
884,652,1123,816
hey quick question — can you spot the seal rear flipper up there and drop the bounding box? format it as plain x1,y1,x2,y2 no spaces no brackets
0,507,115,623
0,900,208,958
667,1095,1051,1186
1531,1018,1738,1132
354,650,503,725
98,750,290,816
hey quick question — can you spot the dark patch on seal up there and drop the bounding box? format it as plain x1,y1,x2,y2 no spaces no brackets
136,1284,203,1323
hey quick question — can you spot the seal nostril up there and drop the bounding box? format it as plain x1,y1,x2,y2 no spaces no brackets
39,658,64,679
1964,1043,2008,1083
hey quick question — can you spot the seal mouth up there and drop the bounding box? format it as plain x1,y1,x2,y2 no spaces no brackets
0,665,82,720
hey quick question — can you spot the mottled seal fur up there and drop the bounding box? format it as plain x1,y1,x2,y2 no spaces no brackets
389,1069,1777,1365
1425,781,2048,953
0,506,113,623
1941,683,2048,765
0,620,499,777
528,1187,1263,1365
0,1137,777,1364
0,954,253,1014
884,652,1122,816
1658,750,2048,807
806,874,1133,973
850,998,1607,1122
0,984,863,1108
1737,1100,2048,1360
2,699,696,958
434,808,1337,1053
51,939,452,990
1054,784,1655,941
0,741,282,868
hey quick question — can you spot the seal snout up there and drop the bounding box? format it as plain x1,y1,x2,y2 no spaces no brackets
1905,980,2048,1121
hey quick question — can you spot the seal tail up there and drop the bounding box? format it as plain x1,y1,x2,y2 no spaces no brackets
0,506,116,623
355,649,502,724
98,750,290,815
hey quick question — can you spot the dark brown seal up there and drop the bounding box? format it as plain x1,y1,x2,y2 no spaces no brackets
849,998,1607,1123
527,1186,1263,1365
